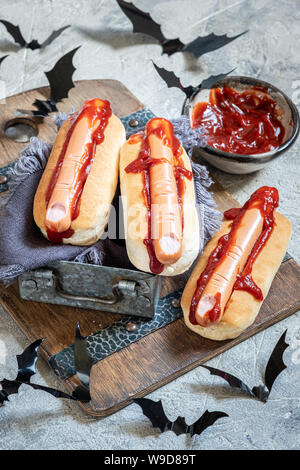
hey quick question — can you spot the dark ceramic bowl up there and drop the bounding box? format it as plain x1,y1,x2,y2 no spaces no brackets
183,76,299,174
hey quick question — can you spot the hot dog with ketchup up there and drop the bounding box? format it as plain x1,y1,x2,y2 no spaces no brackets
148,119,183,265
34,98,126,245
119,117,200,276
181,186,292,340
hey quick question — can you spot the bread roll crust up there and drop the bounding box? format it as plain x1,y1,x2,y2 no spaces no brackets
119,139,200,276
33,112,126,245
181,211,292,340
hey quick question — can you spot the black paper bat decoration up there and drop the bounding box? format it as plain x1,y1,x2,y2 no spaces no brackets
0,323,93,407
16,46,81,117
201,330,289,403
0,20,70,50
116,0,246,57
0,339,75,406
71,323,93,402
153,61,234,99
133,398,228,436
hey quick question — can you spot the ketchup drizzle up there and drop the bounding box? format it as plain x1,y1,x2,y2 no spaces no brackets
45,98,112,243
189,186,279,325
192,85,285,155
125,118,193,274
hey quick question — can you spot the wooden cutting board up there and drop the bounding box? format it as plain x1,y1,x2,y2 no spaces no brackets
0,80,300,417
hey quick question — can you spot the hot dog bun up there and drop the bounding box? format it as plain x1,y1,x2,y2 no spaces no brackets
181,211,292,340
34,102,126,246
119,135,200,276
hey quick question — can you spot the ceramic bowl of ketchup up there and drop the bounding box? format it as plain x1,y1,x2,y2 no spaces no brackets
184,76,299,174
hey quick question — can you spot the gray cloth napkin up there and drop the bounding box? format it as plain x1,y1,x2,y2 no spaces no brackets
0,115,220,284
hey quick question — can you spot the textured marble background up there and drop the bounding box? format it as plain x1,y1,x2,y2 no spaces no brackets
0,0,299,450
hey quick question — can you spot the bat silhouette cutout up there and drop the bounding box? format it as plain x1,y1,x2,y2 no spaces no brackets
133,398,228,436
16,47,81,117
153,62,234,99
0,339,75,406
182,31,247,58
0,323,94,407
201,330,289,403
0,20,70,50
71,323,94,402
116,0,246,57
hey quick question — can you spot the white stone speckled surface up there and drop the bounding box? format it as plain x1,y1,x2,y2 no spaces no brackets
0,0,299,450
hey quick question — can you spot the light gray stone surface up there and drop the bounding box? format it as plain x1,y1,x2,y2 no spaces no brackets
0,0,299,450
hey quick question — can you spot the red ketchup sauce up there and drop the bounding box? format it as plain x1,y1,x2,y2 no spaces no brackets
45,98,112,243
189,186,279,325
125,118,193,274
192,85,285,155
